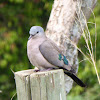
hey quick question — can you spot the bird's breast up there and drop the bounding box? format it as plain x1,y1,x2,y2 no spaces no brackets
27,38,55,69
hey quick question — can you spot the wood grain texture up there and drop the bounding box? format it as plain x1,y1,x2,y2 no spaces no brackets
15,69,66,100
15,69,34,100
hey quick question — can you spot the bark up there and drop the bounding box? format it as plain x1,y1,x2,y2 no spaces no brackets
45,0,97,93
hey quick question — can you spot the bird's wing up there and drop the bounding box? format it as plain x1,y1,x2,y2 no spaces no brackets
39,39,64,67
39,39,86,87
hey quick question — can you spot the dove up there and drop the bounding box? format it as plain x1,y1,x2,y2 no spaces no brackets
27,26,86,88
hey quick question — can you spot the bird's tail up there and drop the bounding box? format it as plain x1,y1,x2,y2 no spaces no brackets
63,69,86,87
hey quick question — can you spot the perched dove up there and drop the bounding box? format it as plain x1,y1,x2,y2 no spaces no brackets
27,26,86,89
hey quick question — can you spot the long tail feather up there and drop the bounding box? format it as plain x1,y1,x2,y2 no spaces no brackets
64,69,86,87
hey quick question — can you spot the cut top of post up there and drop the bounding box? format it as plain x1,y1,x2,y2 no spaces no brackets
15,69,66,100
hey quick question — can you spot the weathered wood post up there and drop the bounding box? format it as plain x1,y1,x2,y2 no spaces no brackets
15,69,66,100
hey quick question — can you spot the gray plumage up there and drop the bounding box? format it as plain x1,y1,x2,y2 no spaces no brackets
27,26,86,88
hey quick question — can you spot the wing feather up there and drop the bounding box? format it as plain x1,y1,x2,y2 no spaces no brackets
39,39,64,67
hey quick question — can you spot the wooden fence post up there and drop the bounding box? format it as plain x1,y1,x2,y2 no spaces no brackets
15,69,66,100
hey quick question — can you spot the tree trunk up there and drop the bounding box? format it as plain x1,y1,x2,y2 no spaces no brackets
45,0,97,93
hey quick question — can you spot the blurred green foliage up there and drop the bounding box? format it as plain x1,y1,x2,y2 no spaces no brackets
0,0,100,100
0,0,53,99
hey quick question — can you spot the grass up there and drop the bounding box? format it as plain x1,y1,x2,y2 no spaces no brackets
66,6,100,84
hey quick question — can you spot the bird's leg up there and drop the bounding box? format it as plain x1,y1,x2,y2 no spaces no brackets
34,69,40,72
33,67,40,72
33,67,54,72
39,68,54,72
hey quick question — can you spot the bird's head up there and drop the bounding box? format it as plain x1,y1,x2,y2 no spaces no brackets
28,26,45,40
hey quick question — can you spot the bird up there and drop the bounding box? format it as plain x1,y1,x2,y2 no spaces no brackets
27,26,86,88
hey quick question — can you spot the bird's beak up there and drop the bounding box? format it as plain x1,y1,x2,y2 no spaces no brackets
28,34,33,40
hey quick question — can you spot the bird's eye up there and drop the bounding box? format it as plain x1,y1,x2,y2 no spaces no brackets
37,31,39,33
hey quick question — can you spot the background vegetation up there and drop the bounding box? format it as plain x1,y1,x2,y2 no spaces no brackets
0,0,100,100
